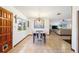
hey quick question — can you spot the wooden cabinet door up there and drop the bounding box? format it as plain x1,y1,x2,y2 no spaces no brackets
3,11,7,18
0,7,13,53
0,10,2,17
0,19,2,26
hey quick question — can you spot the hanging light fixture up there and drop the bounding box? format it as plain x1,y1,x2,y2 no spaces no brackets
37,7,41,21
57,13,61,15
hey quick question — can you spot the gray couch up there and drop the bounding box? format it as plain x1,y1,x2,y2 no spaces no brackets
54,29,71,36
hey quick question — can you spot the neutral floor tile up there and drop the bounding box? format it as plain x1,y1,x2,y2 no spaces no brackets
8,32,73,53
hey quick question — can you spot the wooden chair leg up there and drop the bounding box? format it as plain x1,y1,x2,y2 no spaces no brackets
43,34,46,44
33,34,35,43
44,37,46,44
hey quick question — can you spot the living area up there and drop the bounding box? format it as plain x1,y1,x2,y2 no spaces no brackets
0,6,75,53
50,19,71,43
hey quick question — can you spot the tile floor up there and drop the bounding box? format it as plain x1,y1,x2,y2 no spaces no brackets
8,32,73,53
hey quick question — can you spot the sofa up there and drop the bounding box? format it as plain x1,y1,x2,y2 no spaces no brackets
54,29,71,36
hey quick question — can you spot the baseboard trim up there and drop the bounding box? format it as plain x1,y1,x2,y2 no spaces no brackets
29,34,32,36
71,48,75,52
14,34,31,47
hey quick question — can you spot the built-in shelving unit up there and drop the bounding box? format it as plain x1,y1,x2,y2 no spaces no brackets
0,7,13,53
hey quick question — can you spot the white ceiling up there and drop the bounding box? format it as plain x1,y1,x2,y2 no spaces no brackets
14,6,72,21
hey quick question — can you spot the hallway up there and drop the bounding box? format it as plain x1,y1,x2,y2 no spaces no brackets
8,32,73,53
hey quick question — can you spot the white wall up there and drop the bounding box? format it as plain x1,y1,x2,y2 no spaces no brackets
2,6,29,46
29,18,49,34
72,6,79,52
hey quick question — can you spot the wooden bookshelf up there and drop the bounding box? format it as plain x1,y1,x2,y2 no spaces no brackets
0,7,13,53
